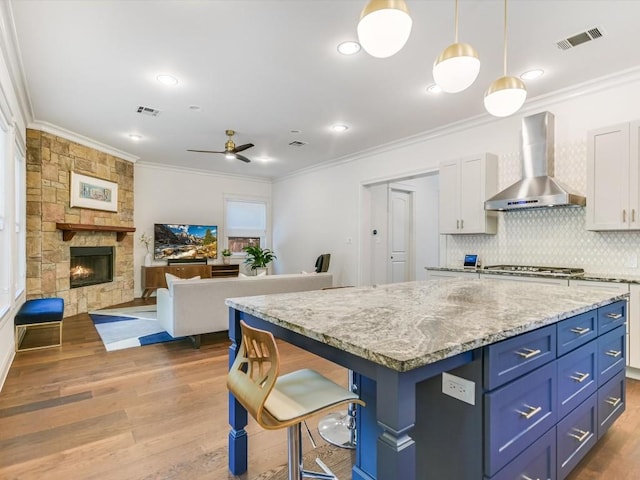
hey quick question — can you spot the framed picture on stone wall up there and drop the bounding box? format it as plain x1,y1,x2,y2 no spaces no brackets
70,171,118,212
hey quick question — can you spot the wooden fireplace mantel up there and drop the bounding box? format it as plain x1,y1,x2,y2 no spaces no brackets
56,223,136,242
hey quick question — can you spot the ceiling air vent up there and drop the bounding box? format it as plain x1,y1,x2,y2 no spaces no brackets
556,27,604,50
288,140,307,147
136,106,161,116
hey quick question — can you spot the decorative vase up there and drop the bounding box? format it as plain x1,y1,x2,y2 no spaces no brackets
254,267,268,276
144,252,152,266
223,256,231,265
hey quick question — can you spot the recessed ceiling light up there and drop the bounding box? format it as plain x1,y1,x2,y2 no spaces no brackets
256,156,272,163
337,41,361,55
520,69,544,80
188,105,202,111
156,74,178,86
427,84,443,94
331,124,349,132
290,129,302,134
128,134,142,141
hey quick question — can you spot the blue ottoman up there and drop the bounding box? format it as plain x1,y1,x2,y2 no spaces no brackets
15,298,64,352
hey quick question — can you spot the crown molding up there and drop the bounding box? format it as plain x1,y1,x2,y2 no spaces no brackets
29,120,139,163
0,2,33,126
135,161,272,185
276,66,640,183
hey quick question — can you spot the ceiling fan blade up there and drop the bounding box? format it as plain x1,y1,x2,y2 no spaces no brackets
236,154,251,163
187,149,225,154
232,143,254,153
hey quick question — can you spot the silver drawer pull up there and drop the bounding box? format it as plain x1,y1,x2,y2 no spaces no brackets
606,313,623,320
521,476,540,480
569,428,590,442
606,396,621,407
570,372,590,383
515,348,542,359
517,404,542,420
570,326,590,335
606,349,622,358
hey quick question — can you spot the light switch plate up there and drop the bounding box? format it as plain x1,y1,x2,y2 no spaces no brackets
442,372,475,405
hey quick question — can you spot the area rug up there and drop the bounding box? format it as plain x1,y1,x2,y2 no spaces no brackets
89,305,183,351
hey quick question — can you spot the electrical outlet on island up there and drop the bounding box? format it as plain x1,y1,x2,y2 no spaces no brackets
442,372,475,405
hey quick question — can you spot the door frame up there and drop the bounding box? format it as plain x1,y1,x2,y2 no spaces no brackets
359,168,439,286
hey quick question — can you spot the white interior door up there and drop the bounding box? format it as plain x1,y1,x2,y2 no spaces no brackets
388,188,413,283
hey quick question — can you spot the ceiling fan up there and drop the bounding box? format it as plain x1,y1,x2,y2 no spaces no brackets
187,129,254,163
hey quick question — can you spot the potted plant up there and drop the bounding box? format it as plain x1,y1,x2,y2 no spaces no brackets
243,245,277,275
222,248,232,265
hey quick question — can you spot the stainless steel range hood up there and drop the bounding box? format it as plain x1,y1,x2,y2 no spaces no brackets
484,111,586,211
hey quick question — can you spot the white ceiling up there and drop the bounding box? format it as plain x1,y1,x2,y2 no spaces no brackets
8,0,640,179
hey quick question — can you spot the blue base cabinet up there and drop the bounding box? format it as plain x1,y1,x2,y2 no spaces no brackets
556,393,598,479
487,300,626,480
354,300,627,479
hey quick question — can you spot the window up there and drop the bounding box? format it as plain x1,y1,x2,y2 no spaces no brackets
224,197,269,254
14,137,25,297
0,108,9,313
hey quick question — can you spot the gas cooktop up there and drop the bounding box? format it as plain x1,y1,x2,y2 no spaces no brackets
484,265,585,277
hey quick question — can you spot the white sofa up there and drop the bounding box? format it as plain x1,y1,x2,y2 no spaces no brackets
156,272,333,345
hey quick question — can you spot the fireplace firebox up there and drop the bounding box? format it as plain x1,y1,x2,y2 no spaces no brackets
70,247,114,288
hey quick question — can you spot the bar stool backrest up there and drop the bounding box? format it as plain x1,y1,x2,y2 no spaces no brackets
227,320,280,426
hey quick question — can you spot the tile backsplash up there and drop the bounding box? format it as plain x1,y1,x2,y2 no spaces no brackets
446,141,640,275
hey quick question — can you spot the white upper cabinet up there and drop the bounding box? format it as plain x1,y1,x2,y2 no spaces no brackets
587,121,640,230
439,153,498,234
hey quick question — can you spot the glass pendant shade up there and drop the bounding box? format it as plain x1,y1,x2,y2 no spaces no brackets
432,42,480,93
357,0,412,58
484,76,527,117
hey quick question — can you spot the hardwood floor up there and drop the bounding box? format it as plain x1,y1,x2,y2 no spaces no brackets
0,299,639,479
0,299,347,480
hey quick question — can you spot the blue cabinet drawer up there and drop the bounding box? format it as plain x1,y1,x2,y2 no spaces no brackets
485,362,557,477
597,369,626,439
484,324,556,390
486,426,556,480
556,393,597,480
557,341,597,419
598,300,626,335
557,310,597,356
597,325,626,386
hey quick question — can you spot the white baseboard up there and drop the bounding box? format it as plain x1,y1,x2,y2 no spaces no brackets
0,341,15,392
626,366,640,381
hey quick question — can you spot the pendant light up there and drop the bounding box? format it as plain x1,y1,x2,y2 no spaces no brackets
357,0,412,59
432,0,480,93
484,0,527,117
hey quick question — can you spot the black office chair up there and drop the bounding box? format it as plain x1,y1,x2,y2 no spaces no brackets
315,254,331,273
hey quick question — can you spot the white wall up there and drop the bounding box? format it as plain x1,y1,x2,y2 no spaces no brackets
410,174,440,279
133,163,272,297
272,71,640,285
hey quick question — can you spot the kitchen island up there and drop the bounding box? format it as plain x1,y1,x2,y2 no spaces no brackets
226,278,628,479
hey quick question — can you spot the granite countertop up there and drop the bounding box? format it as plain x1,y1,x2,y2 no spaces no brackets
226,279,627,373
425,266,640,284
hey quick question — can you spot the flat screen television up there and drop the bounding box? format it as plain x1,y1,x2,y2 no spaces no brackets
154,224,218,260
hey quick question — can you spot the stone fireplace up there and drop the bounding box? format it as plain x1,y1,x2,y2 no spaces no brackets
70,246,114,288
26,129,135,316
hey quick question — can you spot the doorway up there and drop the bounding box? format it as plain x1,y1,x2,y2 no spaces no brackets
361,172,439,286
